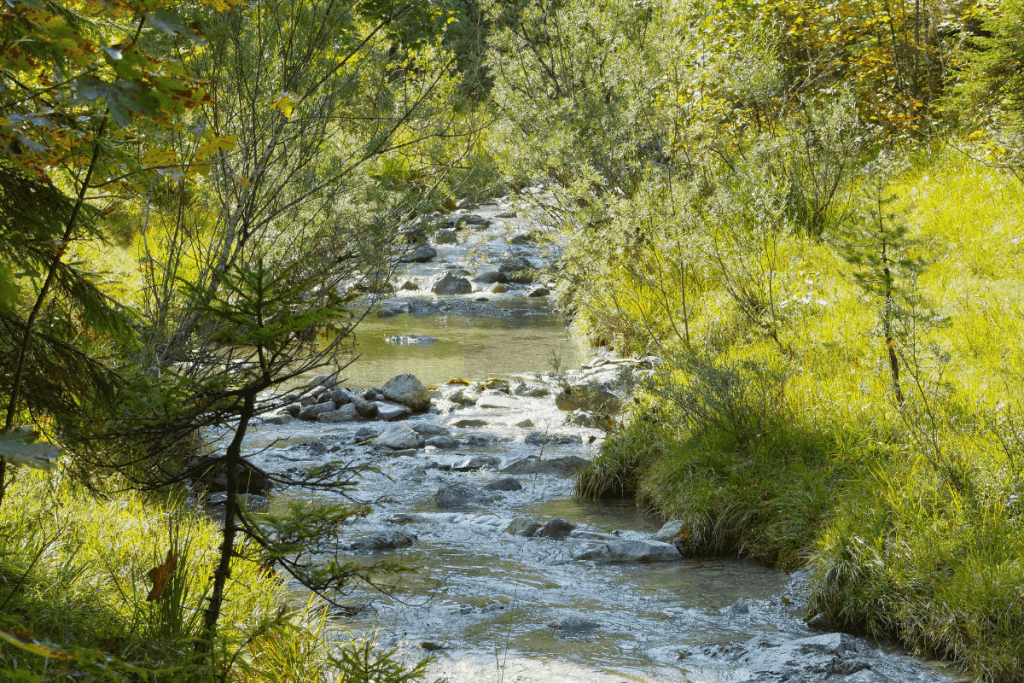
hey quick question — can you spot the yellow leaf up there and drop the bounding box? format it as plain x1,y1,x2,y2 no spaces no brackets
195,133,238,160
0,628,75,659
270,93,295,118
146,550,178,602
231,173,250,187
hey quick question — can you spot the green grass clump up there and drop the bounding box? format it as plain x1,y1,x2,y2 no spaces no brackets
574,146,1024,681
0,472,346,681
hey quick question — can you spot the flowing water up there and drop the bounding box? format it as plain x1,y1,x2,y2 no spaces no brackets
227,198,966,683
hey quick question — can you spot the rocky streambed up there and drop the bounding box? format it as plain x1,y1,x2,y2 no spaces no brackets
209,194,965,683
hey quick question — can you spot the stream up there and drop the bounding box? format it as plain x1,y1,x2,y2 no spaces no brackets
225,197,966,683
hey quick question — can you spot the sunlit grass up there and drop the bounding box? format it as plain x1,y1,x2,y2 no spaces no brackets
576,145,1024,681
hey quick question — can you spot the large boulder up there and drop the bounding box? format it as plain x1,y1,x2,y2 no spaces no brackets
472,270,507,284
372,423,419,450
432,272,472,295
573,539,681,563
351,395,377,418
382,373,431,411
408,421,449,437
425,435,458,449
555,384,623,414
435,482,495,510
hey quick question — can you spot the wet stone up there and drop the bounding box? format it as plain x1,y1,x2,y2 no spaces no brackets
484,476,523,492
453,454,501,472
525,430,583,446
385,334,439,346
346,530,416,552
536,518,576,540
435,482,496,510
425,435,458,449
573,539,681,563
504,516,542,537
453,418,489,428
548,616,599,635
500,455,589,476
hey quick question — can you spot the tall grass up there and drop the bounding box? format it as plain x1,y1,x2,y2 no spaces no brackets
575,146,1024,681
0,472,377,681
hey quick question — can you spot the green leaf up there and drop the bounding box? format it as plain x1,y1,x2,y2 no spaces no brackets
0,427,60,470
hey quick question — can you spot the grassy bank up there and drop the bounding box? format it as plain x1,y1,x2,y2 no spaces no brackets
0,472,390,681
574,146,1024,682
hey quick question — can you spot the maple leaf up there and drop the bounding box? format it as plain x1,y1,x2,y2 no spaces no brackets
146,550,177,602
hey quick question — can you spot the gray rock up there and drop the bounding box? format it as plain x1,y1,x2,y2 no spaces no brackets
425,435,458,449
346,530,416,552
573,539,682,563
452,454,501,472
401,245,437,263
330,387,352,405
555,384,623,414
653,520,688,544
375,401,411,421
399,279,420,291
504,517,542,537
484,476,523,491
435,482,495,510
299,400,336,421
528,287,550,297
548,616,599,634
463,434,496,447
472,270,507,284
432,272,472,295
806,612,831,631
455,198,477,209
419,640,452,652
382,373,431,411
448,389,478,406
318,404,362,423
489,282,509,293
372,423,419,450
500,455,589,476
435,228,458,244
726,598,753,615
408,421,449,436
516,418,534,428
537,518,576,540
385,334,439,346
354,426,381,441
453,418,488,428
525,430,583,446
376,305,406,319
351,395,377,418
526,386,550,398
300,393,320,407
266,413,294,425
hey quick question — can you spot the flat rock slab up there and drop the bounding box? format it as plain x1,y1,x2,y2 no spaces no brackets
500,455,589,476
318,404,362,423
375,401,412,421
573,539,681,563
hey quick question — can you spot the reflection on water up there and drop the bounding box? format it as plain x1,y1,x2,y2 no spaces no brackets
322,299,585,388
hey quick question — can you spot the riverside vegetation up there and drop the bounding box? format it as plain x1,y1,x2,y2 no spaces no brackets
2,0,1024,681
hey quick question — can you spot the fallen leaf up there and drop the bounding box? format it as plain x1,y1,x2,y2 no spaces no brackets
146,550,177,601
